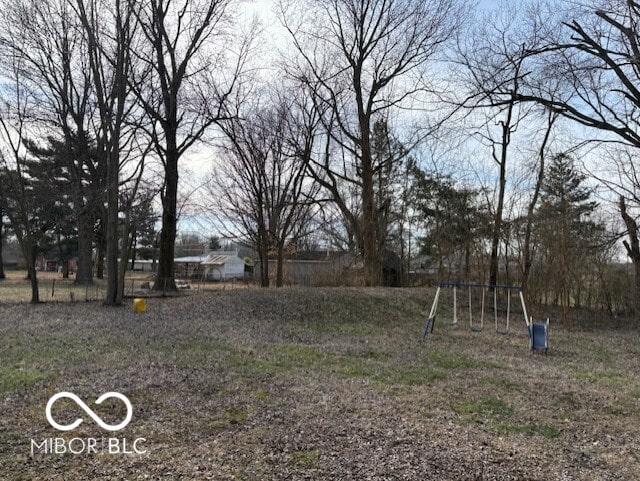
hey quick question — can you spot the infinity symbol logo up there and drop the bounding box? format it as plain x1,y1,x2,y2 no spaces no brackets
46,392,133,432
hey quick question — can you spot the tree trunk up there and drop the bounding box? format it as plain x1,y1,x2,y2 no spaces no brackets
361,199,381,286
24,242,39,303
489,100,514,288
96,215,106,279
75,215,94,285
489,166,506,287
360,145,381,287
633,261,640,318
620,196,640,317
153,145,178,292
0,219,5,280
276,243,284,287
27,263,39,304
560,232,571,327
118,217,134,304
96,238,105,279
522,113,555,296
104,148,121,305
258,239,270,288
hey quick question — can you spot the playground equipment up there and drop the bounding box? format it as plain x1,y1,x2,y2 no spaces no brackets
421,281,548,352
528,318,549,354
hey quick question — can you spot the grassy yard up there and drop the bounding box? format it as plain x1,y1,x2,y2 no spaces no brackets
0,270,244,303
0,286,639,479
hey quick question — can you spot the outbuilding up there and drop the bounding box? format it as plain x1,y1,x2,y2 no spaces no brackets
200,251,246,281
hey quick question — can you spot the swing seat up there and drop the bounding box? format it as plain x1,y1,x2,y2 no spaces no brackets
528,319,549,354
496,325,510,335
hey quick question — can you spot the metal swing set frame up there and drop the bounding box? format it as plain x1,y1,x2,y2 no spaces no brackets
421,281,530,340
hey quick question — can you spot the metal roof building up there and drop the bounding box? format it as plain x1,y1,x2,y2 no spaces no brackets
200,251,246,281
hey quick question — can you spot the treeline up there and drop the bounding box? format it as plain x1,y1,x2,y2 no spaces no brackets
0,0,241,303
0,0,639,319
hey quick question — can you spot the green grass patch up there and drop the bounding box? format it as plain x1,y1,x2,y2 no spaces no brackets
252,390,271,402
241,342,447,390
572,369,624,387
428,351,477,369
207,405,251,432
150,338,236,367
289,449,321,469
481,376,522,391
247,344,325,374
454,396,513,417
330,357,373,378
491,422,560,438
395,367,446,386
0,366,53,394
588,345,617,365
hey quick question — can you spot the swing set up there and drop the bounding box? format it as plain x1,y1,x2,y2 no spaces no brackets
421,281,549,353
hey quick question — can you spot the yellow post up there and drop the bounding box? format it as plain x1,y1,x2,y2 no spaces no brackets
133,298,147,313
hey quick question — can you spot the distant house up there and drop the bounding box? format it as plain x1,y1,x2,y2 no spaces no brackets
2,242,25,270
173,254,210,278
200,251,246,281
131,259,155,272
34,252,78,274
130,251,248,280
255,251,355,286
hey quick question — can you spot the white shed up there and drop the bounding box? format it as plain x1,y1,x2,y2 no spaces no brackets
200,251,246,281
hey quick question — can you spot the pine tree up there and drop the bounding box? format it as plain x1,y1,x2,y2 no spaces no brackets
409,163,491,280
23,136,102,283
535,154,602,325
23,138,78,278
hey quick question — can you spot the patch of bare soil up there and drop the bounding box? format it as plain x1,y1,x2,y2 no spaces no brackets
0,287,639,480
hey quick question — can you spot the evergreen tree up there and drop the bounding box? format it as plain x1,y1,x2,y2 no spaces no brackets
23,135,102,284
126,188,159,268
409,163,491,279
534,154,603,325
23,138,78,278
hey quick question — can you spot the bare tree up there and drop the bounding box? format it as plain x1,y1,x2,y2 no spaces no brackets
456,2,557,289
131,0,248,292
0,0,104,286
0,0,162,303
0,64,41,302
0,204,5,281
74,0,144,305
280,0,464,286
214,92,319,287
486,98,518,289
507,0,640,313
519,110,558,294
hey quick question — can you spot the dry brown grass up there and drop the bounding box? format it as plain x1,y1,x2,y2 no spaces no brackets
0,287,639,480
0,271,251,303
